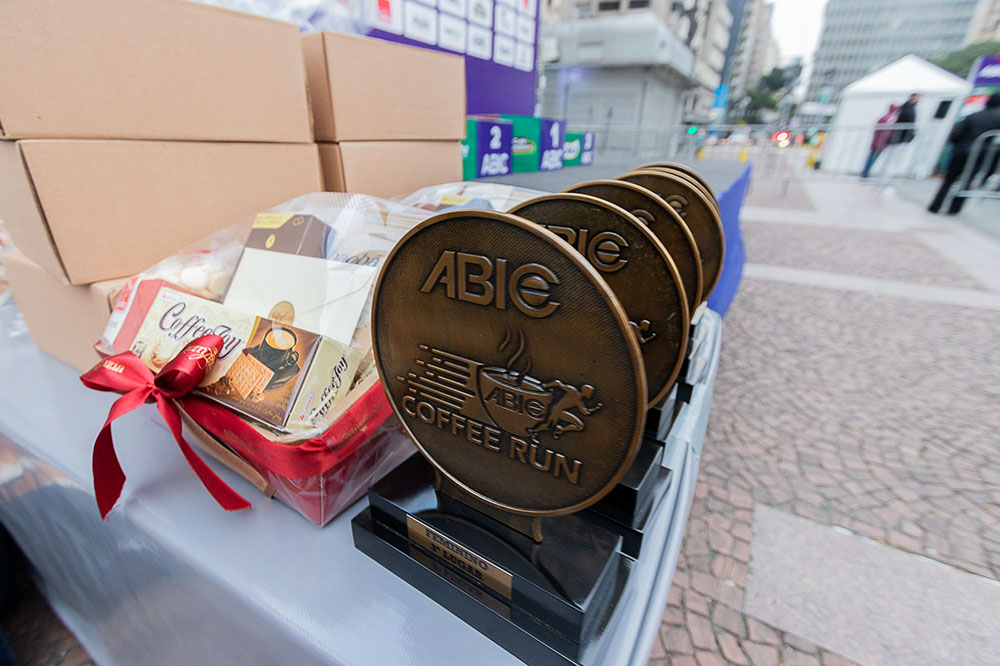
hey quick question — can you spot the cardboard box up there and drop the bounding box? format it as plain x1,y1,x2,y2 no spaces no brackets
3,251,124,372
0,140,322,285
302,32,466,142
0,0,311,142
318,141,462,199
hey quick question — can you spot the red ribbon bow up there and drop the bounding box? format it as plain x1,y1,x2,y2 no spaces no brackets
80,335,251,518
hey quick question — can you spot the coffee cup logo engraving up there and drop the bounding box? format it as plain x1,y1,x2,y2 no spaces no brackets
420,250,561,318
397,330,600,485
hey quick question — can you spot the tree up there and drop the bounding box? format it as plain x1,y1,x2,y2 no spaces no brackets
734,66,801,123
932,41,1000,78
760,67,786,93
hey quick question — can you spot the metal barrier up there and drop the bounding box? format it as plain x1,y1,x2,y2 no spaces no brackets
944,130,1000,210
568,122,925,187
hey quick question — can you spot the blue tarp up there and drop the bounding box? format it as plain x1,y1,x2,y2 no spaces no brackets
706,165,750,317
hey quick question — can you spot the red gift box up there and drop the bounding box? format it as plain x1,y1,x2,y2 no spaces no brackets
179,374,414,526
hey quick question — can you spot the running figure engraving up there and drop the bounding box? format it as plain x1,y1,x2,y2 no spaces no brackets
527,380,603,442
629,319,656,344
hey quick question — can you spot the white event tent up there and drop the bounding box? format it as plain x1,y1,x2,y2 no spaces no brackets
821,55,971,178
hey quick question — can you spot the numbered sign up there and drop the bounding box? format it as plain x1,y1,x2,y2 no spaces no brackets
462,117,514,179
539,118,564,172
581,132,595,165
563,131,594,167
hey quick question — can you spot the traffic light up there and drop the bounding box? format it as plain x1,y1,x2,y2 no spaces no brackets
687,125,698,135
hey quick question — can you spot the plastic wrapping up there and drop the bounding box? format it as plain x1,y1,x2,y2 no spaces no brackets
260,417,415,526
90,192,432,525
397,181,547,213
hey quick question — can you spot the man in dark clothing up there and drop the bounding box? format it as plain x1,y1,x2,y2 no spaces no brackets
878,93,920,183
891,93,920,145
929,93,1000,214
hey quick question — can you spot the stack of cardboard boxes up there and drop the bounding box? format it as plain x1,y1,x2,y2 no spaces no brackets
303,33,465,198
0,0,467,372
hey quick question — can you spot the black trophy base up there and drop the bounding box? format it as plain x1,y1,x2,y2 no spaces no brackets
582,466,672,558
353,455,633,666
645,384,679,441
587,436,664,529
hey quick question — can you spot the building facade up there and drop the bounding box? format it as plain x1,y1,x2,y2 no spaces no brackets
967,0,1000,43
721,0,750,85
806,0,981,106
539,0,732,131
725,0,779,101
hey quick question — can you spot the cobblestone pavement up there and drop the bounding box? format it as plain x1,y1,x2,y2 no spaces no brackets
0,575,93,666
649,177,1000,665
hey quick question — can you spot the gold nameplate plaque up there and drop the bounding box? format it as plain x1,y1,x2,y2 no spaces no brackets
562,179,703,313
619,170,726,299
372,210,646,516
508,193,689,406
406,514,514,599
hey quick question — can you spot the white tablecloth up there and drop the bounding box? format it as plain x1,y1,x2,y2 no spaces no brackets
0,304,720,665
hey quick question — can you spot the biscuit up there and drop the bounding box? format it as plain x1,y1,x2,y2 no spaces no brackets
226,353,274,399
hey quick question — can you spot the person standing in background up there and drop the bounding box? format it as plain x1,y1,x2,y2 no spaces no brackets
861,103,899,179
928,92,1000,214
891,94,919,144
879,93,920,184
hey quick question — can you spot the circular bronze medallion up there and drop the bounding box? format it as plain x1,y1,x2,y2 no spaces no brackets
563,179,703,312
618,170,726,299
634,166,720,215
372,210,646,516
509,193,689,406
637,161,717,201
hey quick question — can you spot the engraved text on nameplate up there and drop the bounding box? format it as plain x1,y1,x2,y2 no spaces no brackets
406,515,514,599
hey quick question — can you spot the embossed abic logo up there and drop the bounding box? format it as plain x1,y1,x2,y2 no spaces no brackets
398,329,603,485
420,249,561,319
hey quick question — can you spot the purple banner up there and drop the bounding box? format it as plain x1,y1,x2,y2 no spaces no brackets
365,0,539,116
973,55,1000,87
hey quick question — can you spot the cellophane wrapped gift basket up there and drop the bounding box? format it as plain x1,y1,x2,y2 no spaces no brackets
88,192,436,525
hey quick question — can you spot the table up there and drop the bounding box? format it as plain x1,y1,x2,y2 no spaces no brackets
0,303,721,665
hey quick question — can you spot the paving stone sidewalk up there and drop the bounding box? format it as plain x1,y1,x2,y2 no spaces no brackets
649,178,1000,666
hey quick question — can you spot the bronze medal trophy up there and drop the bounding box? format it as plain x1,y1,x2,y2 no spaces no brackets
351,165,723,665
618,167,725,403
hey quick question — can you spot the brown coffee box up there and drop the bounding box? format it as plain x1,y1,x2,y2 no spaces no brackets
126,286,361,431
318,141,462,199
3,251,125,372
